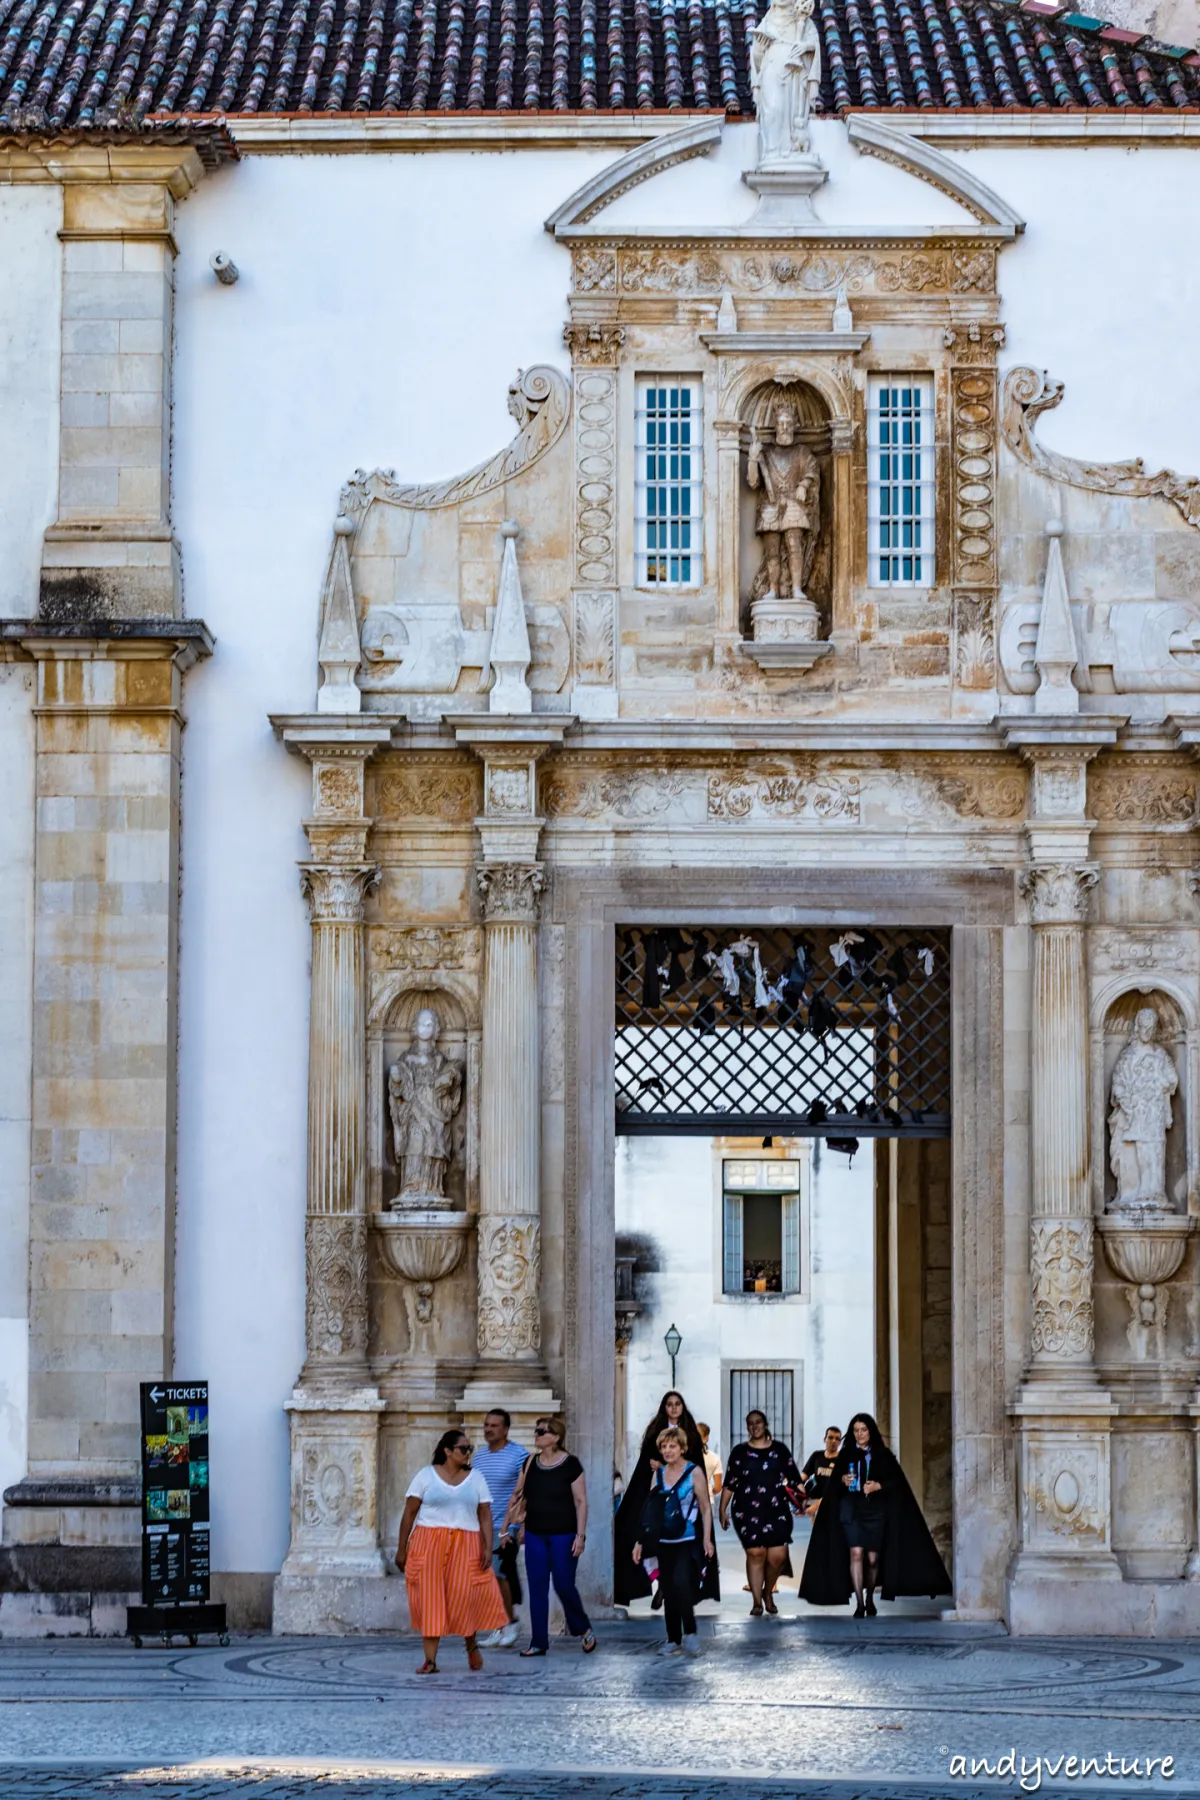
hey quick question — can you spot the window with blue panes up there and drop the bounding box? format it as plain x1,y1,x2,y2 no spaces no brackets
634,378,703,586
867,378,935,587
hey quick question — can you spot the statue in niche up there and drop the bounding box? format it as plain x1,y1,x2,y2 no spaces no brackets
751,0,822,167
387,1007,463,1209
748,400,822,603
1108,1007,1178,1214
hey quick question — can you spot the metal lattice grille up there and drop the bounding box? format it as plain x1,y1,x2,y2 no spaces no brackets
615,926,951,1138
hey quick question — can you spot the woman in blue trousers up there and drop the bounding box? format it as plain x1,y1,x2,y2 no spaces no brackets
502,1414,597,1656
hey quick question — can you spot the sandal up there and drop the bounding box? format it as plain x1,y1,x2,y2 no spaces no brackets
750,1603,764,1617
520,1646,547,1657
467,1647,483,1671
416,1659,438,1674
764,1595,778,1616
581,1630,597,1653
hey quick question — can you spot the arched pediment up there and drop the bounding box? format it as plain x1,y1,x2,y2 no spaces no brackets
846,117,1024,235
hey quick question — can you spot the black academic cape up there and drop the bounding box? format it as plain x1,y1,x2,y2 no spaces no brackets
798,1442,951,1605
613,1422,719,1605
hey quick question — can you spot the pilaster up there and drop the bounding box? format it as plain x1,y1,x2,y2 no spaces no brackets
273,721,394,1635
1004,719,1123,1602
453,716,570,1422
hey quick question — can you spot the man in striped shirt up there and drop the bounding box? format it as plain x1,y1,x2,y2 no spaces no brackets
474,1408,528,1648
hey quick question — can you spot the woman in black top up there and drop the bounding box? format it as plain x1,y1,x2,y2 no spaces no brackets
502,1414,596,1657
719,1409,803,1616
613,1390,708,1606
800,1411,951,1617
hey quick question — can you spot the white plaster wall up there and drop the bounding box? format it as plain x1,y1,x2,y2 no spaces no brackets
0,187,61,618
164,131,1200,1574
0,663,36,1528
170,148,611,1574
615,1136,873,1473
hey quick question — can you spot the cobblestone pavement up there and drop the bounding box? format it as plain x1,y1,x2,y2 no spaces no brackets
1,1619,1198,1797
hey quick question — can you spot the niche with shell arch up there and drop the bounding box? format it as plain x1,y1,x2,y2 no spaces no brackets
366,977,480,1214
1094,987,1192,1215
738,378,833,638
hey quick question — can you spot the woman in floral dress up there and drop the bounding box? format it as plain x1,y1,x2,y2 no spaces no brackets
719,1409,803,1616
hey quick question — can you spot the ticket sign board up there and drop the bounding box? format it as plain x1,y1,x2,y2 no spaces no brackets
139,1381,210,1607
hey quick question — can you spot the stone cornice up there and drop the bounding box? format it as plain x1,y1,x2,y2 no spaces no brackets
6,619,214,672
227,112,715,154
862,110,1200,149
0,126,235,189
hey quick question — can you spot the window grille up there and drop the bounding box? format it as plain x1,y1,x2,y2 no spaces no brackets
730,1368,795,1450
615,926,951,1137
867,378,935,587
634,378,703,587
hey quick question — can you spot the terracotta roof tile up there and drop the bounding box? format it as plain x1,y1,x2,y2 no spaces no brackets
0,0,1195,122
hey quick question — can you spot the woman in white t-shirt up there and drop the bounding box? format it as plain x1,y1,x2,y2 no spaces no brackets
395,1428,509,1673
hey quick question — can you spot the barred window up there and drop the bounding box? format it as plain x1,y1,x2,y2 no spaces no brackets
867,378,935,587
634,378,703,587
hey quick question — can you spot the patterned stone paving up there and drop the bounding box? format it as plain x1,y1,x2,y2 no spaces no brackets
0,1622,1197,1796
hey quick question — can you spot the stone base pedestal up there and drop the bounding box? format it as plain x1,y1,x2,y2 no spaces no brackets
1009,1393,1123,1620
273,1387,388,1637
742,159,828,224
1007,1576,1200,1638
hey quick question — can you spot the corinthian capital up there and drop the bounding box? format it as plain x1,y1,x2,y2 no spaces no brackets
476,861,545,925
1019,862,1098,927
300,864,381,924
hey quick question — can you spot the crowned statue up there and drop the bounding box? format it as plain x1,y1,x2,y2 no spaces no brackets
1108,1008,1178,1214
388,1006,464,1209
751,0,823,167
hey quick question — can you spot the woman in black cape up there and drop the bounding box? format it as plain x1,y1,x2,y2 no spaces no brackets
799,1412,950,1617
614,1392,718,1606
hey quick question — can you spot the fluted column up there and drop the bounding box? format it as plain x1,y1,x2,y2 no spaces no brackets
299,862,380,1388
476,861,545,1362
1021,862,1099,1380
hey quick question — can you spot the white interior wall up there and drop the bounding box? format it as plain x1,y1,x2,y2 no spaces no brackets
615,1135,874,1473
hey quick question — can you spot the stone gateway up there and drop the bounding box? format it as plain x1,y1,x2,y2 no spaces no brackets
2,0,1200,1645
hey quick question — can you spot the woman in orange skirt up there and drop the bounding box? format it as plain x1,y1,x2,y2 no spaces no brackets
395,1427,509,1673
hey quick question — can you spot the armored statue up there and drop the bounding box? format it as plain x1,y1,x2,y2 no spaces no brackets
387,1006,463,1208
751,0,822,166
1108,1008,1178,1213
748,400,821,602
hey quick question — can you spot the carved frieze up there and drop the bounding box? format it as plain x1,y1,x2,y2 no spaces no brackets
708,765,861,822
1091,930,1193,974
1088,763,1196,826
313,763,363,816
305,1215,369,1362
477,1216,542,1357
950,368,998,590
603,243,998,300
1029,1217,1094,1361
374,763,481,823
371,925,482,971
543,767,688,821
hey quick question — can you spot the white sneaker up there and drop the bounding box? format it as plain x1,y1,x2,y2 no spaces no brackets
656,1640,682,1656
475,1630,501,1647
681,1634,701,1657
497,1621,521,1648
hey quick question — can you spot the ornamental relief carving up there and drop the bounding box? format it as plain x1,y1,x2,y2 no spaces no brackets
476,861,545,925
374,764,481,823
305,1215,369,1361
1091,930,1193,974
573,368,616,588
477,1217,542,1357
300,864,381,925
955,595,996,692
1020,863,1099,927
573,591,616,686
314,764,362,816
602,243,997,299
944,323,1006,366
563,322,625,366
542,767,691,822
1027,1445,1105,1546
950,368,998,590
1030,1218,1094,1361
1088,765,1196,826
709,766,861,822
371,926,482,972
299,1444,369,1532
